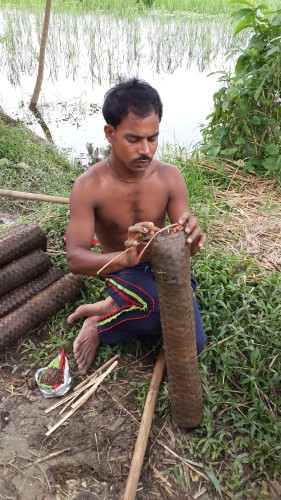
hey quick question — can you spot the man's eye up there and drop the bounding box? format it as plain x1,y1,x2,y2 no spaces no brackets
128,138,138,144
149,137,157,142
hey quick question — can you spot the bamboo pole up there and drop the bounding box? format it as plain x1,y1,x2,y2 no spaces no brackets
123,348,166,500
0,189,69,204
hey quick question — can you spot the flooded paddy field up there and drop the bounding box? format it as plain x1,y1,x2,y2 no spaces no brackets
0,0,255,162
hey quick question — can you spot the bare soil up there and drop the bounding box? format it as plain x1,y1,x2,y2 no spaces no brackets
0,344,215,500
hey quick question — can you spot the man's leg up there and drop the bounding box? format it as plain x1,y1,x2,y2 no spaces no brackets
67,296,119,324
67,296,119,375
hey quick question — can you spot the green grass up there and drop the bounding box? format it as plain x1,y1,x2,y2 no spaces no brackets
0,0,280,16
0,116,280,497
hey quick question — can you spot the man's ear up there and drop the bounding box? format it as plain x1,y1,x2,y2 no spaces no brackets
104,124,115,144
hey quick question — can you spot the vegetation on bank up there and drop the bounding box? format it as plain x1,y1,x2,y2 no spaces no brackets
0,113,280,497
201,1,281,181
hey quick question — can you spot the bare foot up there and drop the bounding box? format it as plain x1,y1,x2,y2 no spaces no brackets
67,296,118,324
73,316,100,375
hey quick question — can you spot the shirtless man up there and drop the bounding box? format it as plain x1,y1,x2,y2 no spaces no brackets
66,77,206,375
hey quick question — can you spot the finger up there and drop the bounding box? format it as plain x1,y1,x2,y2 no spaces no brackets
128,222,158,236
178,212,191,226
124,239,140,249
184,217,198,236
190,234,206,256
186,226,202,245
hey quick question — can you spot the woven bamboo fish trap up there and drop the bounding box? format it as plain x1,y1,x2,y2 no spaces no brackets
0,273,85,349
0,249,51,296
0,267,63,319
0,225,47,267
150,229,203,429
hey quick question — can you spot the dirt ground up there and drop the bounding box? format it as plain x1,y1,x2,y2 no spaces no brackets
0,344,216,500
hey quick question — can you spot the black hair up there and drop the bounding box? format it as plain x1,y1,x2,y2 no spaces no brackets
102,77,163,127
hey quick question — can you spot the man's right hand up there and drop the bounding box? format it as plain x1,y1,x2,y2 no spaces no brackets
124,221,159,266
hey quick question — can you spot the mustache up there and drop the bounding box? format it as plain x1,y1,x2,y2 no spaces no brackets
134,156,152,162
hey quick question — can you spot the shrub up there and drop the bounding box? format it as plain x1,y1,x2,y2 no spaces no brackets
200,1,281,181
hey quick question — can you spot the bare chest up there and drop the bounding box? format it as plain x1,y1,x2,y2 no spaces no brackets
96,182,167,233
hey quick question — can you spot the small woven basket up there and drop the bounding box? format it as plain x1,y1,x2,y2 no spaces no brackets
150,229,203,428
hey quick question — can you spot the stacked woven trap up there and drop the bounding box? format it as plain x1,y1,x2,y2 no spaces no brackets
0,225,84,349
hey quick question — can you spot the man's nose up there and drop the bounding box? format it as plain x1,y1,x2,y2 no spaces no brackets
138,139,150,155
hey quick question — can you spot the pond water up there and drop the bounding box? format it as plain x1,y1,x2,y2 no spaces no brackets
0,8,236,164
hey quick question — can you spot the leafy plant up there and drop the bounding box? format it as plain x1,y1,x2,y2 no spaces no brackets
200,1,281,180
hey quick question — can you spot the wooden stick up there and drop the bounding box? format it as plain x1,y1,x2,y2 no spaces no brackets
45,355,119,414
0,189,69,204
74,354,119,392
122,348,166,500
59,373,104,414
46,360,118,436
71,361,118,409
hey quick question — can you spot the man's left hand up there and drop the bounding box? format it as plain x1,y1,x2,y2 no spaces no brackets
178,211,206,256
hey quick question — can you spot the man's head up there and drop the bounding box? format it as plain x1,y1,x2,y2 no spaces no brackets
102,77,163,128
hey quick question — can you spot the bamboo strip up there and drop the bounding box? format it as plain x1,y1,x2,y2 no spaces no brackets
59,374,104,414
46,361,118,436
74,354,119,392
71,361,118,410
45,355,119,414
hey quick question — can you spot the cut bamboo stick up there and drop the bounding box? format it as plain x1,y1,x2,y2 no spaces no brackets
73,354,119,392
71,361,118,410
45,373,100,414
122,348,166,500
59,373,104,414
0,189,69,204
45,355,119,414
46,360,118,436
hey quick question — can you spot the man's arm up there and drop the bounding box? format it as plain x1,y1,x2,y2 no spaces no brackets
66,176,128,276
66,176,158,275
166,166,205,256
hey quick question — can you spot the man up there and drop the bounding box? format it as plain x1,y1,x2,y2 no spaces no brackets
66,77,206,375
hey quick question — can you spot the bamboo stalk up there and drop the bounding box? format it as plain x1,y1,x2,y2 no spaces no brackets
46,360,118,436
45,355,119,414
0,189,69,204
122,348,166,500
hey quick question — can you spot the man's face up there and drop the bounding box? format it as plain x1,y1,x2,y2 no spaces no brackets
105,111,159,172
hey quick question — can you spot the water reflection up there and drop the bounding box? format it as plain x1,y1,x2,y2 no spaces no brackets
0,8,234,162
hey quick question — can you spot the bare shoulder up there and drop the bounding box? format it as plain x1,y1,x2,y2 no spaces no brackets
155,160,185,183
72,160,106,192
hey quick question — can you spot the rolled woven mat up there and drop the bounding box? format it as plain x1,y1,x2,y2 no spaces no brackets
0,225,47,267
0,267,63,319
0,273,85,349
150,229,203,429
0,249,51,296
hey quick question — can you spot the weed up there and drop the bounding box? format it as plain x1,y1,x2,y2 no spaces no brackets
200,1,281,181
